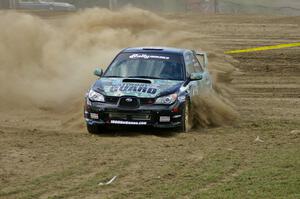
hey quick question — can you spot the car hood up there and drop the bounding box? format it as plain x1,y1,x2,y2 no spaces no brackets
92,78,184,98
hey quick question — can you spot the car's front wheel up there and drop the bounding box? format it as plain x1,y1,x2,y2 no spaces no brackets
87,124,101,134
179,101,192,133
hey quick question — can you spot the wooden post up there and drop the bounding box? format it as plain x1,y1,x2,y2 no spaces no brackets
215,0,218,14
109,0,113,10
109,0,118,10
9,0,12,8
9,0,16,9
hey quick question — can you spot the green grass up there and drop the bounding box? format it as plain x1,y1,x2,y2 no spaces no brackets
195,147,300,199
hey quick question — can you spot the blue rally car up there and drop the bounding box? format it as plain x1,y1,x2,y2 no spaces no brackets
84,47,212,133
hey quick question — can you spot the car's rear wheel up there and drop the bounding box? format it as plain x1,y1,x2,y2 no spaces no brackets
179,101,192,133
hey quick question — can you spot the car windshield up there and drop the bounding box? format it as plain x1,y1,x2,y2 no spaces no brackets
104,52,185,80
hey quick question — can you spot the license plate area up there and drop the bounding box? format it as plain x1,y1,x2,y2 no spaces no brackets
110,120,147,125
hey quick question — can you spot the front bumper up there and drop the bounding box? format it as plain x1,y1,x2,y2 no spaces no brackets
84,99,184,128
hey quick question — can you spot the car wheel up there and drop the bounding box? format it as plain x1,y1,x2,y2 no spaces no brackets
86,124,100,134
179,101,192,133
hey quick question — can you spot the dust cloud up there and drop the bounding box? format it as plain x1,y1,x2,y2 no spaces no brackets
190,53,239,128
191,90,238,128
0,7,237,129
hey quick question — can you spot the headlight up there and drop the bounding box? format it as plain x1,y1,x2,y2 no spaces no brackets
88,90,105,102
155,93,178,105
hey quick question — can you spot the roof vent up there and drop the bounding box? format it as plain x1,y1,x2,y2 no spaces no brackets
123,79,152,84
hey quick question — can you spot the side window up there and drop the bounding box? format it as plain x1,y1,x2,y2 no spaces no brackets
184,52,196,75
192,54,204,72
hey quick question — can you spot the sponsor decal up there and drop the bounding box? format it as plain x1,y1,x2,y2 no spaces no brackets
110,83,158,94
111,120,147,125
129,54,170,60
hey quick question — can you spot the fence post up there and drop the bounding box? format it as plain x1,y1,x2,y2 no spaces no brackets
215,0,218,14
9,0,16,9
109,0,118,10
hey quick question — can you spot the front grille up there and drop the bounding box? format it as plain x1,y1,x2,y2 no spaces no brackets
105,96,119,104
133,114,151,121
119,97,139,108
109,112,127,120
109,112,151,121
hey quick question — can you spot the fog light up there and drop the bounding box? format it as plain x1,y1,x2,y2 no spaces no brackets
90,113,99,120
160,116,170,123
173,115,182,119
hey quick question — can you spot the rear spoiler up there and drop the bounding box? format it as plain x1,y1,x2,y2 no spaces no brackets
194,51,208,68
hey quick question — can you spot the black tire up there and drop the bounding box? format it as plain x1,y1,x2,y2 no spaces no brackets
179,101,192,133
87,124,100,134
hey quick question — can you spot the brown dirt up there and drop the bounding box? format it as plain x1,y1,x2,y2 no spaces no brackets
0,9,299,199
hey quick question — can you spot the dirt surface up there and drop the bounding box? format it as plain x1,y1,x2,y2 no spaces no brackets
0,10,299,199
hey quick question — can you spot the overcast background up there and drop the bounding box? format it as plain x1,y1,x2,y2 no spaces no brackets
55,0,300,15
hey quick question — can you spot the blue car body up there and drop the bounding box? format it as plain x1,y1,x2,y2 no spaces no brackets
84,47,212,133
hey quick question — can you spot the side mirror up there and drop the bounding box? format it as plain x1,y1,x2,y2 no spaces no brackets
94,68,103,77
196,51,208,68
190,72,203,81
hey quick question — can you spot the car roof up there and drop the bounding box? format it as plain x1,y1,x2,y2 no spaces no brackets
122,46,189,55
